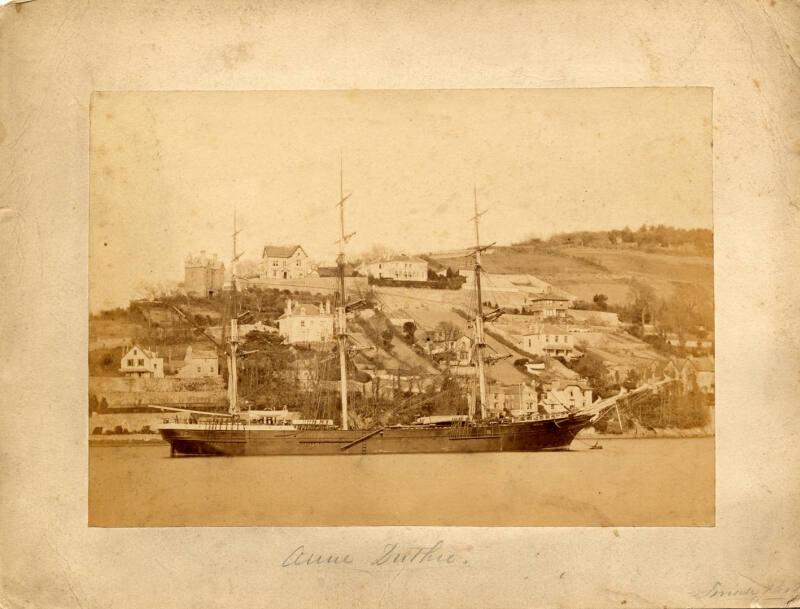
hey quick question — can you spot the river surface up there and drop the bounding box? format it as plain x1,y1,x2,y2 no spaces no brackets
89,438,714,527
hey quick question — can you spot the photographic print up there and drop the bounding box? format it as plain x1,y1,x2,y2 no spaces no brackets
88,89,714,526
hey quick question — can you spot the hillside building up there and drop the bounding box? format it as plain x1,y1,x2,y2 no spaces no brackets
360,255,428,282
119,344,164,378
176,345,219,378
278,299,334,344
486,382,538,417
424,334,474,367
184,251,225,297
524,293,571,318
540,380,593,413
521,325,576,358
260,245,311,280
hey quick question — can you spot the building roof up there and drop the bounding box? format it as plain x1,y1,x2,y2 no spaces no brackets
262,245,306,259
549,378,590,391
368,254,428,265
126,344,159,360
279,303,329,318
489,383,534,396
527,292,570,302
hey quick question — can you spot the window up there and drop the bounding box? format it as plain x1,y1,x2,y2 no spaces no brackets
209,367,214,372
138,359,144,365
197,366,201,373
300,321,305,327
127,359,134,366
554,336,559,343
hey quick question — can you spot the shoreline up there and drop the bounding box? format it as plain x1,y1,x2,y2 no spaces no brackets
88,430,714,447
579,426,714,440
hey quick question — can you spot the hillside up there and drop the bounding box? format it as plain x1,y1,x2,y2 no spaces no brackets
428,242,713,305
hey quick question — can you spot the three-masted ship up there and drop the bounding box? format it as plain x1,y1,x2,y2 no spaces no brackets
155,172,599,456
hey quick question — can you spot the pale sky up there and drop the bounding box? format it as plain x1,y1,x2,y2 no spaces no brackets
90,88,712,311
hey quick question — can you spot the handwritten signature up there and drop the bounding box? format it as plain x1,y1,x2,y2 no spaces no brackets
281,540,469,569
694,579,800,605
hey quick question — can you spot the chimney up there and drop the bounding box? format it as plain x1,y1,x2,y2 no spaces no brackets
326,300,331,314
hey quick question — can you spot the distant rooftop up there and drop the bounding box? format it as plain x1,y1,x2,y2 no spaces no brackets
528,292,570,302
262,245,306,259
366,254,427,264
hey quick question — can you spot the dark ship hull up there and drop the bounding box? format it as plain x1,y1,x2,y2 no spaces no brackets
159,413,594,456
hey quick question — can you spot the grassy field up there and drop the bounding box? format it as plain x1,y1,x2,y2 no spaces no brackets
561,246,713,286
431,245,600,276
429,243,713,305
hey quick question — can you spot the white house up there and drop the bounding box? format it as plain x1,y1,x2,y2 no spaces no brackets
540,381,592,414
360,255,428,282
425,334,474,366
260,245,311,280
176,345,219,378
278,298,334,344
120,345,164,378
520,325,576,358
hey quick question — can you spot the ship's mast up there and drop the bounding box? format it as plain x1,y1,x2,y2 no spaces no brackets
336,158,352,430
228,208,241,416
470,187,488,420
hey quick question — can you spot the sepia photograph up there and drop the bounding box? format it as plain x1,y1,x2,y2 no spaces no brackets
88,88,714,527
5,0,800,607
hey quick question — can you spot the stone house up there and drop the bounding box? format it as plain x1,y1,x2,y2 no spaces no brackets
486,382,538,416
176,345,220,378
184,251,225,297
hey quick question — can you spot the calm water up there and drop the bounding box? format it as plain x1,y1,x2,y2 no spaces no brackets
89,438,714,527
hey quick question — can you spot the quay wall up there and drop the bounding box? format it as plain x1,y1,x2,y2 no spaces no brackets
89,376,226,408
90,412,173,433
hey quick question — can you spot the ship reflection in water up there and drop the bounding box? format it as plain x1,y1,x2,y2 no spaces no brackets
89,437,714,527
